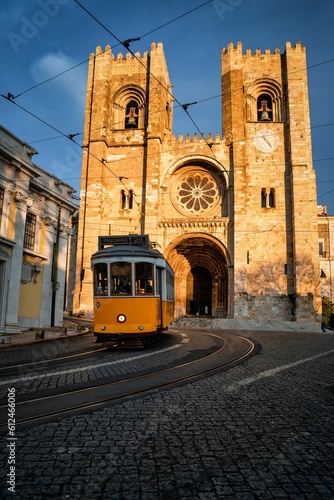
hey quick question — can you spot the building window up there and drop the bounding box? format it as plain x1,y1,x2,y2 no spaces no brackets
261,188,275,208
124,100,139,128
121,190,127,209
121,189,134,210
24,212,36,250
269,188,275,208
128,190,133,209
113,85,146,130
257,94,273,121
319,240,325,258
0,187,4,229
172,168,221,216
261,188,266,208
246,79,283,122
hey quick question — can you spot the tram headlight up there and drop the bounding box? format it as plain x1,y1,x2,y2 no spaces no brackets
117,314,126,323
95,301,100,308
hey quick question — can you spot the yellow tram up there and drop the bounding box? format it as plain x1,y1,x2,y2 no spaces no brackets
91,235,175,343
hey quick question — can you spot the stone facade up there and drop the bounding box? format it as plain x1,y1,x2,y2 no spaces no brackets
318,207,334,305
0,125,77,334
74,41,321,323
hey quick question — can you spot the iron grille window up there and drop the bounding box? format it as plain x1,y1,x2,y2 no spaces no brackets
24,212,36,250
0,187,4,228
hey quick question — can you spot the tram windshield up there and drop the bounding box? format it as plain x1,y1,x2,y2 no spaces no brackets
135,262,154,294
111,262,132,294
93,263,108,295
93,260,155,296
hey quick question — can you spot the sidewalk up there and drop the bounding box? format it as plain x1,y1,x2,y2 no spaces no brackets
0,319,88,348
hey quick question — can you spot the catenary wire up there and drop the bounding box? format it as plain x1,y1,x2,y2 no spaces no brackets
10,1,213,100
3,90,333,181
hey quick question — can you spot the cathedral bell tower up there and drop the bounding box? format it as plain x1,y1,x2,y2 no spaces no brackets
75,42,173,312
222,41,321,321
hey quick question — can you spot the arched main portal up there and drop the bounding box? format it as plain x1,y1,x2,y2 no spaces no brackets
165,234,231,318
187,266,212,315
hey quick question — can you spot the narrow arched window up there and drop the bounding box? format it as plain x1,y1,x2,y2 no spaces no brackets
121,190,127,209
128,190,133,209
125,100,139,128
269,188,275,208
261,188,267,208
257,94,273,121
261,188,275,208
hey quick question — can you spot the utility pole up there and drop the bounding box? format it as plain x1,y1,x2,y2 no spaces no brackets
51,207,61,326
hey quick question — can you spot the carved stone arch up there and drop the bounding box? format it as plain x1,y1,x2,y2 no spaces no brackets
165,155,229,186
165,234,232,318
246,79,283,122
164,156,229,217
112,85,146,129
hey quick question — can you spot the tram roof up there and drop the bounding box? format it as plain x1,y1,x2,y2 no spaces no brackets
91,244,165,261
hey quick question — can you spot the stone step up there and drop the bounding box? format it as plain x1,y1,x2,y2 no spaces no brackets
171,317,321,333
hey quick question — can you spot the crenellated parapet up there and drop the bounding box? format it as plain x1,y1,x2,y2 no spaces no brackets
222,40,304,58
171,132,222,146
92,41,165,65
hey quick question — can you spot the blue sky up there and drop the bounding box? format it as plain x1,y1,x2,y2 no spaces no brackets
1,0,333,212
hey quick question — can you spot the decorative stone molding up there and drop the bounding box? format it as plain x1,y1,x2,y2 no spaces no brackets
170,168,222,217
59,223,72,235
12,191,33,207
158,220,227,231
43,216,57,228
0,243,10,258
21,260,32,284
14,191,24,202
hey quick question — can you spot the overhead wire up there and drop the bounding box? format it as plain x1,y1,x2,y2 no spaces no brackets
62,0,334,184
3,0,218,170
8,0,213,100
72,0,213,153
3,88,333,183
0,0,223,207
1,1,334,213
2,0,333,157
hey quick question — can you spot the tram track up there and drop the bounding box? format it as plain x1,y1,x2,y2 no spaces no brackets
0,331,178,379
0,331,259,432
0,346,109,378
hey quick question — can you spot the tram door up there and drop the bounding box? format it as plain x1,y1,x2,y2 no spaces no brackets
187,266,212,316
156,268,163,326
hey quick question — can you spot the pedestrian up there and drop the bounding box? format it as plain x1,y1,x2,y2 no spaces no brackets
321,315,327,333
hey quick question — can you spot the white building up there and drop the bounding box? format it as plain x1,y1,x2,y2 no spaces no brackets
0,125,78,334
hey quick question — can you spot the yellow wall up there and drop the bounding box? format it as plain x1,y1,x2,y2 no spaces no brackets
7,194,16,240
18,260,42,319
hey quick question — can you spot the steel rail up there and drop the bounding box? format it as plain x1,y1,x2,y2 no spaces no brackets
0,346,109,378
0,332,257,432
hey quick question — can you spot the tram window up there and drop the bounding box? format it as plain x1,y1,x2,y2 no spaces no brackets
156,270,161,297
166,269,175,301
94,263,108,295
110,262,132,294
135,262,154,294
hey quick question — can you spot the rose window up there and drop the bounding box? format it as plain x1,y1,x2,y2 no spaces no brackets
172,169,221,215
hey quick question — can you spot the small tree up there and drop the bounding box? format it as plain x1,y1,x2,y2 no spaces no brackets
322,296,332,323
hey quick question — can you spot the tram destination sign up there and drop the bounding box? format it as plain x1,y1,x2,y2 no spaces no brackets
98,234,150,250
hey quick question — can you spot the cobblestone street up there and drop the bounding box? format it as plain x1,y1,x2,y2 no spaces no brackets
1,329,334,499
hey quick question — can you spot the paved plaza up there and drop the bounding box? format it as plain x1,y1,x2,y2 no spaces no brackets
1,329,334,499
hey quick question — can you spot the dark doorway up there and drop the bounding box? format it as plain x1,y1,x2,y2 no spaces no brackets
186,266,212,315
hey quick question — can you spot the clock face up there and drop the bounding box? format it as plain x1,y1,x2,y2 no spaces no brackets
253,128,280,153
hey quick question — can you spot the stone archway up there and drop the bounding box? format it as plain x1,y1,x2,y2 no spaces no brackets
187,266,212,315
165,234,230,318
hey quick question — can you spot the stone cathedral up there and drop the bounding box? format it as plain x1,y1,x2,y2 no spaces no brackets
74,40,321,323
